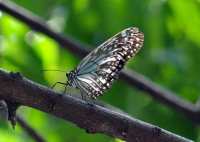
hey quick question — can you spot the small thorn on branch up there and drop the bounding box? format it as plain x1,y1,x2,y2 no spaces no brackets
6,101,20,129
10,72,23,80
0,100,8,120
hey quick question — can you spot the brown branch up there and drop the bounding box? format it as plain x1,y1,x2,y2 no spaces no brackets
17,116,46,142
0,0,199,122
0,69,192,142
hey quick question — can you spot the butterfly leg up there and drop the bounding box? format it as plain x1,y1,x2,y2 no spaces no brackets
80,91,86,100
51,82,68,89
52,82,69,93
63,85,67,94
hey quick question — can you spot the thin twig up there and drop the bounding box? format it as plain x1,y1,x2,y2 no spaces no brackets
0,0,199,122
0,69,192,142
17,116,46,142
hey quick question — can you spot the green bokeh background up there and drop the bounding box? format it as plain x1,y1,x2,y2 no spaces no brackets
0,0,200,141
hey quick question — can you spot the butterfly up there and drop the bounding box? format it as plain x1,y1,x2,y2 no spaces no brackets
54,27,144,99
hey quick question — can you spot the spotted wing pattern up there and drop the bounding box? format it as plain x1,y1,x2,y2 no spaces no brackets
74,27,144,99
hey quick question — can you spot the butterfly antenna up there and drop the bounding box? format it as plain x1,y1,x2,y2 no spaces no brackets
41,69,66,73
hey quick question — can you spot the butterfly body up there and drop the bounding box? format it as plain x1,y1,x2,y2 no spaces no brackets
65,27,144,99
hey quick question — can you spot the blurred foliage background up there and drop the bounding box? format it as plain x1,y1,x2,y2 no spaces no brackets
0,0,200,141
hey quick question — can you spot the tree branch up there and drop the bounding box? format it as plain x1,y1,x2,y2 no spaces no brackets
120,70,200,122
0,69,192,142
0,0,89,58
17,116,46,142
0,0,199,122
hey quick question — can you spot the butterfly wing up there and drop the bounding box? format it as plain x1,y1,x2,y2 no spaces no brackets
74,27,144,99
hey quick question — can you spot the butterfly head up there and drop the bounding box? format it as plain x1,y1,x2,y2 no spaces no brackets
66,70,77,86
66,72,69,78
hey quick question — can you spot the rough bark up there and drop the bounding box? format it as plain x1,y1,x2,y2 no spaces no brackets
0,69,192,142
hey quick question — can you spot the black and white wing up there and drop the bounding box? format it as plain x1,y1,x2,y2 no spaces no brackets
74,27,144,99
